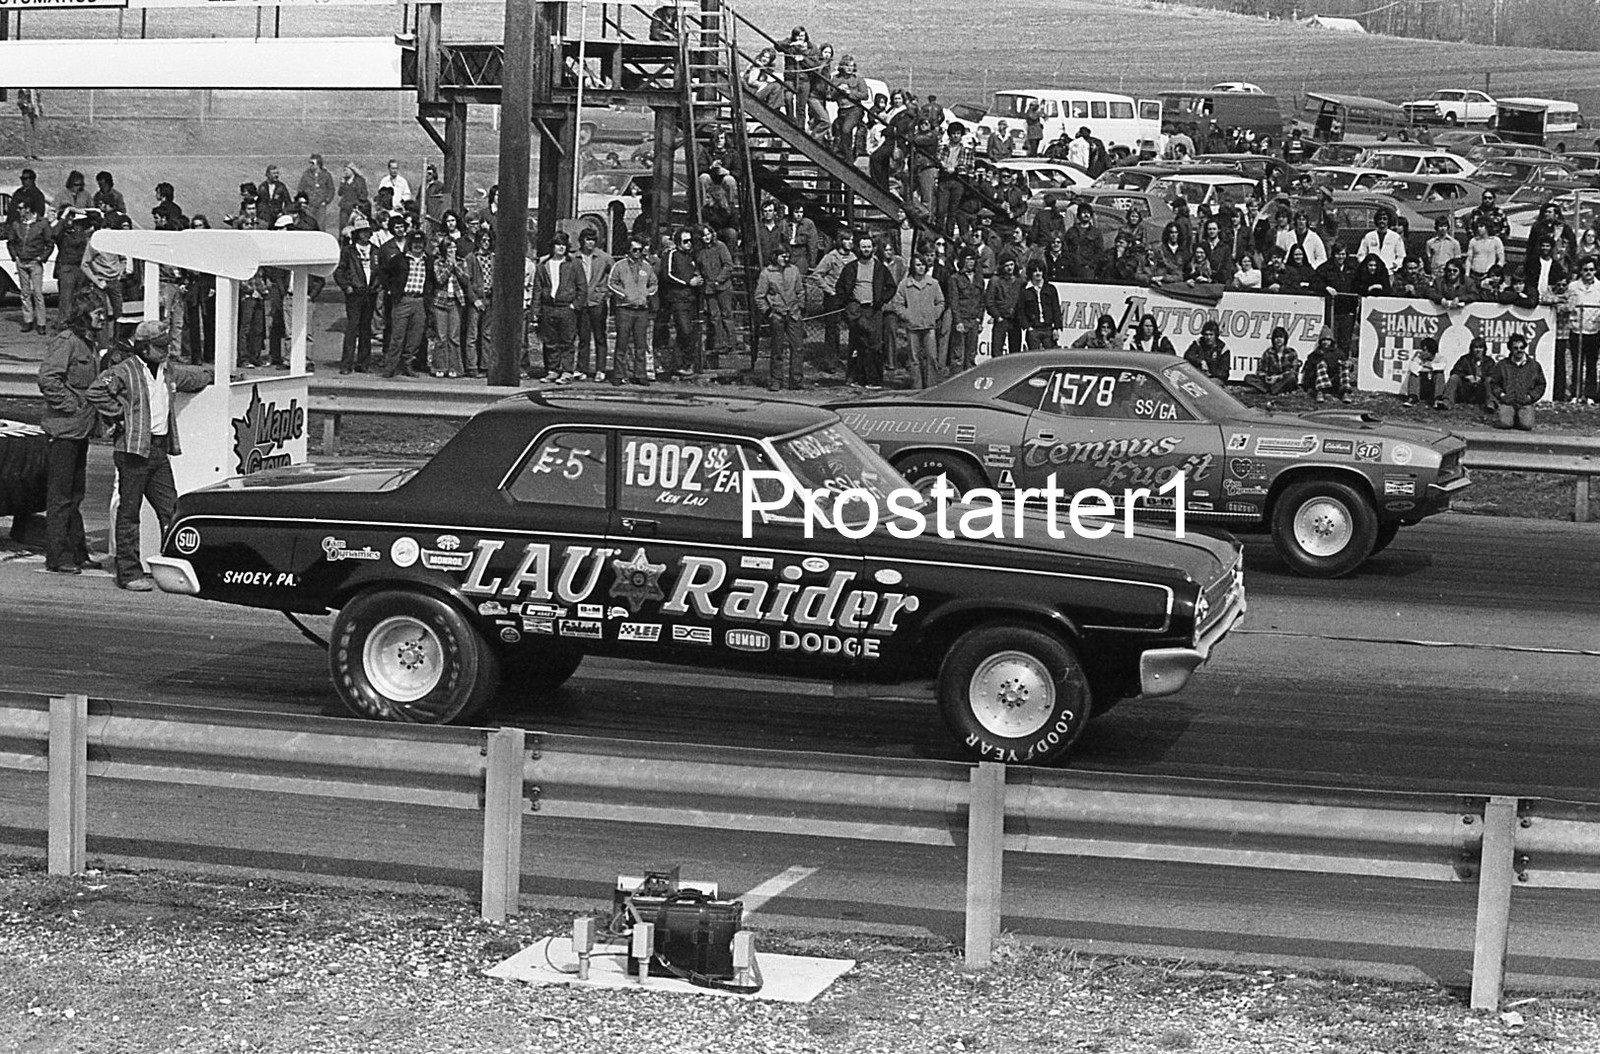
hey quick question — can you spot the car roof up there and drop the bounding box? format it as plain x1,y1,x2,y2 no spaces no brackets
1371,172,1471,184
928,350,1190,393
476,390,836,438
1154,173,1258,186
1362,146,1451,155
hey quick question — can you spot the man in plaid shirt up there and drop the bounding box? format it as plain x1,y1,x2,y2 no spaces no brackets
935,123,975,237
1243,326,1301,394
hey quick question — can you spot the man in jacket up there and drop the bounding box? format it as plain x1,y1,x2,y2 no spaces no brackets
53,208,97,333
945,252,985,372
574,228,614,380
297,154,337,235
5,198,53,334
333,214,379,374
985,257,1023,358
84,319,212,590
532,232,589,383
695,225,735,370
832,55,871,161
607,236,658,385
658,228,703,377
1017,263,1062,349
379,230,430,377
1062,205,1106,282
835,232,894,388
8,169,48,224
92,171,127,221
810,239,855,373
889,253,945,388
463,227,494,378
36,291,105,574
337,162,370,233
257,165,293,227
1440,336,1494,410
1490,332,1546,430
755,246,806,390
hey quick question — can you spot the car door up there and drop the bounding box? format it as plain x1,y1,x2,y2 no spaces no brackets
609,427,868,673
1000,364,1224,513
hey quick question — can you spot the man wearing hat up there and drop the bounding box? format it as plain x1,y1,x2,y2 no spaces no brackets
85,319,213,591
380,229,430,377
333,214,378,373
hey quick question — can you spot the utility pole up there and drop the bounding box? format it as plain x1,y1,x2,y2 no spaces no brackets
488,0,536,388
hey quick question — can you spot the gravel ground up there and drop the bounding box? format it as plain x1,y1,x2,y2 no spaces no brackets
2,858,1598,1054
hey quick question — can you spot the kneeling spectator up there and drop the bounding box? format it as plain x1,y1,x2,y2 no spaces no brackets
1183,319,1231,382
1490,332,1545,430
1440,336,1494,410
1401,336,1444,406
1302,326,1347,404
1243,326,1300,394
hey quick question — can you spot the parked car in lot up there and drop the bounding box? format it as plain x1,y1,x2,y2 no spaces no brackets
834,352,1470,578
1366,173,1483,224
1434,129,1502,155
1301,165,1390,194
1192,153,1300,194
985,157,1094,193
1493,187,1600,269
1323,192,1435,258
1355,147,1478,177
1147,172,1260,211
148,392,1246,765
1467,156,1578,198
1092,163,1236,192
1401,89,1497,126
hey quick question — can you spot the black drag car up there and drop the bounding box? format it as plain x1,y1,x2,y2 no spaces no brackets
833,352,1471,578
151,392,1245,765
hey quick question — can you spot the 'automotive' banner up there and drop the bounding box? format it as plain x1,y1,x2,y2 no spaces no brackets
979,282,1325,378
1357,296,1559,401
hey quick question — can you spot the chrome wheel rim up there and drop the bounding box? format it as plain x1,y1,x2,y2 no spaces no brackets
968,650,1055,739
364,615,444,704
911,471,957,499
1293,497,1353,558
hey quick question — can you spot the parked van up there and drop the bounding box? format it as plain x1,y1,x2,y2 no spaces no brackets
1291,92,1409,147
1495,97,1585,146
976,89,1162,159
1159,90,1283,151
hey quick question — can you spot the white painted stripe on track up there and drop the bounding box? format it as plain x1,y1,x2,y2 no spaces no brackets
739,866,818,915
1237,628,1600,658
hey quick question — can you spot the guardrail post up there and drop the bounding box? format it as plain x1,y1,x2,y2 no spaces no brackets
1576,476,1591,524
1470,795,1518,1011
480,727,526,922
964,761,1006,969
47,694,89,875
322,412,340,457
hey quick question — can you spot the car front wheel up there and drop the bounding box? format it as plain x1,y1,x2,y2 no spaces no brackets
938,624,1091,765
331,589,500,724
895,451,987,498
1271,479,1378,578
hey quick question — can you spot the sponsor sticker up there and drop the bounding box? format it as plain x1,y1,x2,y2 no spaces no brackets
1227,457,1262,480
607,606,630,619
874,567,903,586
477,601,508,617
984,453,1015,468
499,627,521,644
435,534,461,551
1226,502,1257,514
174,526,201,554
390,537,420,568
1321,439,1354,456
1355,441,1382,463
988,443,1012,455
323,536,381,562
1383,479,1417,496
576,604,605,619
617,622,662,643
420,549,472,572
672,625,713,645
725,629,771,652
802,556,830,574
1253,434,1318,459
1227,433,1250,451
520,603,567,619
741,555,775,571
1390,443,1414,466
523,617,556,635
997,469,1016,488
1222,480,1268,497
1387,501,1416,512
955,424,978,444
560,619,604,640
610,548,667,613
1189,501,1214,511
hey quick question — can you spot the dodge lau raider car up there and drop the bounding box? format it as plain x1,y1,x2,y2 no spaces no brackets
834,352,1470,578
149,392,1245,765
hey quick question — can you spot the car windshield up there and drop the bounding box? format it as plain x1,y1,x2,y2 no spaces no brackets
1305,170,1352,191
1162,361,1251,418
1367,154,1418,172
578,172,636,194
1000,94,1040,118
1371,179,1424,201
766,424,909,528
1475,161,1522,181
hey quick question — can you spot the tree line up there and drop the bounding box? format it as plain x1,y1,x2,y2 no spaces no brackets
1158,0,1600,52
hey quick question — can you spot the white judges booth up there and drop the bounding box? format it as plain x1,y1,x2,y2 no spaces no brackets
86,229,340,562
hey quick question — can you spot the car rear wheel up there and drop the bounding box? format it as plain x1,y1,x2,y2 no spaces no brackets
895,452,986,498
938,624,1091,765
1371,521,1401,555
1444,112,1459,127
578,121,596,147
331,589,500,724
1271,479,1378,578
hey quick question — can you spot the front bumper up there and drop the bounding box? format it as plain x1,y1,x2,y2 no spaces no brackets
147,556,200,595
1422,471,1473,514
1139,592,1246,698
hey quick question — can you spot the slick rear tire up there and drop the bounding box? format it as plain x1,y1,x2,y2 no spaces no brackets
938,623,1091,766
331,589,500,724
1371,521,1401,555
894,451,987,498
1271,479,1378,578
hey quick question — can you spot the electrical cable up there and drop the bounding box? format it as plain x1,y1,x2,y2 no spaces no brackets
282,611,329,650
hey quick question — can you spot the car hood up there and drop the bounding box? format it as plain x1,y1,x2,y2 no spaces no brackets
1247,407,1466,454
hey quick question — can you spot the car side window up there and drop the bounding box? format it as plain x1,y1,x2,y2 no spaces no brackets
506,430,608,507
1071,101,1089,119
1090,101,1107,119
618,433,750,520
1030,367,1196,422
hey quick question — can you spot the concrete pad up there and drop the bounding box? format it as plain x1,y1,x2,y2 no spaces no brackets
485,937,855,1003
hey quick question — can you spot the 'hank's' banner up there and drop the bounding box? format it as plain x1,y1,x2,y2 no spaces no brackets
979,282,1325,378
1357,296,1558,401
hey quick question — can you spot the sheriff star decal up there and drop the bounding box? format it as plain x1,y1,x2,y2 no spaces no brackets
610,547,666,613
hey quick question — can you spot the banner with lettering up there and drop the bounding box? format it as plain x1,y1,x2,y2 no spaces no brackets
1357,296,1558,400
979,282,1326,378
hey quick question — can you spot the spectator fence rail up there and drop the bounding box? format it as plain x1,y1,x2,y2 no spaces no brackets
4,691,1600,1009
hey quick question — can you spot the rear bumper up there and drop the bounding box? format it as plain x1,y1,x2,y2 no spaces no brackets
147,556,200,595
1139,594,1246,698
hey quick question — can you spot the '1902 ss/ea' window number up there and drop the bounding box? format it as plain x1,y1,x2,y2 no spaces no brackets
623,440,704,491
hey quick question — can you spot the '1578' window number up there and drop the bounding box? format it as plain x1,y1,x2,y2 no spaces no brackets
623,440,704,491
1048,371,1117,408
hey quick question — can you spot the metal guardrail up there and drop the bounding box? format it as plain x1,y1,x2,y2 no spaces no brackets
4,692,1599,1009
